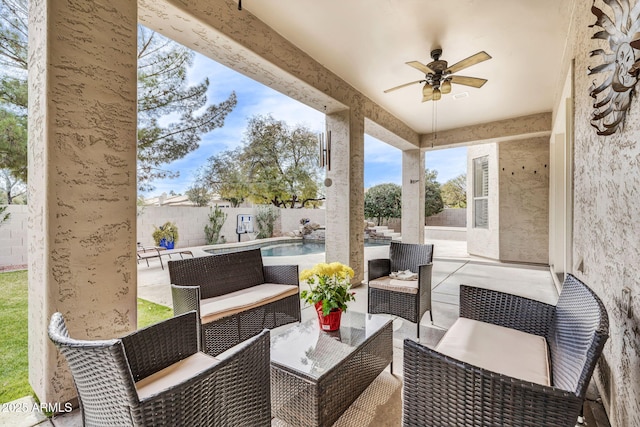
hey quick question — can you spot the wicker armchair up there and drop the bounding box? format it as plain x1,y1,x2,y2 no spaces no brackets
48,311,271,427
403,274,609,427
367,241,434,338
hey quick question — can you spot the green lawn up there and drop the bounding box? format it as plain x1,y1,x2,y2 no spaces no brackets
0,270,173,404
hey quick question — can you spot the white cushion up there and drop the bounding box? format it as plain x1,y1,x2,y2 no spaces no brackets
369,276,418,294
135,352,219,400
436,317,550,386
200,283,299,324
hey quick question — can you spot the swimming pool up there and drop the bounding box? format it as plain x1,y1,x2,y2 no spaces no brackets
260,240,390,257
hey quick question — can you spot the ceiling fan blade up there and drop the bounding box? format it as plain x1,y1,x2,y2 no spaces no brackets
406,61,435,74
449,75,488,88
384,80,424,93
445,51,491,74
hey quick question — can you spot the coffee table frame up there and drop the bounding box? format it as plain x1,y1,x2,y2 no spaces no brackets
270,314,393,427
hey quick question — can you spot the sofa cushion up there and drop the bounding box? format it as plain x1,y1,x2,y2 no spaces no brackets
200,283,299,324
136,352,219,400
436,317,550,386
369,276,419,294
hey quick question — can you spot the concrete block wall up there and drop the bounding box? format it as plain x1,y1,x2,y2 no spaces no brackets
425,208,467,227
0,205,28,270
136,206,326,248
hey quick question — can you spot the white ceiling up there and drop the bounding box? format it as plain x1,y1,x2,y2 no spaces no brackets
240,0,574,134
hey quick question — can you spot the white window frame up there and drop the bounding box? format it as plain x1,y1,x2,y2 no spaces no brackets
473,156,489,228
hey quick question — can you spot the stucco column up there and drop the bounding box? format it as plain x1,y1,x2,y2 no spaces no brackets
28,0,138,404
402,150,425,244
325,107,365,283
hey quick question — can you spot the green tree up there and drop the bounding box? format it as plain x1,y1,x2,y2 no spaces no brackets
0,0,237,191
185,184,212,207
135,27,237,191
241,114,322,208
364,183,402,226
0,168,25,204
425,168,444,217
0,108,27,184
198,148,250,207
441,174,467,208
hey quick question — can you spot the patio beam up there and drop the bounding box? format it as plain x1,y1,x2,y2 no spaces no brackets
28,0,138,404
420,112,552,150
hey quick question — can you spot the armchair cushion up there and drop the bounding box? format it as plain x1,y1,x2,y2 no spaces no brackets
136,352,220,400
435,317,550,386
368,276,419,294
200,283,299,324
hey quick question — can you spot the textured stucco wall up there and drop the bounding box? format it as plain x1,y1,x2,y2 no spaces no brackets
564,1,640,425
27,0,138,404
325,109,366,283
467,144,499,259
498,137,550,264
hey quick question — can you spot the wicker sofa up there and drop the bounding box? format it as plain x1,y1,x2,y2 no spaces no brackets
403,274,609,427
168,248,301,356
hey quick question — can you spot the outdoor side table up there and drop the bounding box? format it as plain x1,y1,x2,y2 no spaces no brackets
270,312,393,427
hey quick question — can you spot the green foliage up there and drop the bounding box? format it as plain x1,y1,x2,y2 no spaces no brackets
197,148,250,207
0,167,26,205
255,204,279,239
186,184,212,207
152,221,179,245
299,263,356,315
242,115,322,207
200,115,322,208
425,168,444,217
0,0,27,75
441,174,467,208
136,27,237,191
364,183,402,226
204,205,227,244
0,101,27,188
0,269,31,404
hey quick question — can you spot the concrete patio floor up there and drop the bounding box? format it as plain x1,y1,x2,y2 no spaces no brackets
6,237,609,426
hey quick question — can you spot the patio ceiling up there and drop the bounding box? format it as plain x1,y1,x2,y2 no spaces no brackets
236,0,574,134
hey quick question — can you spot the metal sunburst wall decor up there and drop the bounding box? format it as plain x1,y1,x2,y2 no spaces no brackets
588,0,640,136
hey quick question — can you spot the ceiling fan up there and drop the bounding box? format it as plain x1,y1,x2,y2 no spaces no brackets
384,49,491,102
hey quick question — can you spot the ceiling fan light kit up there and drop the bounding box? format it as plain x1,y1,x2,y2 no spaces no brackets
385,48,491,102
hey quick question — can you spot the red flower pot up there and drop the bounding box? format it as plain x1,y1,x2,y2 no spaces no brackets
314,302,342,331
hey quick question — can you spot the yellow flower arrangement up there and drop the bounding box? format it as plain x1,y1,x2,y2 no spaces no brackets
300,262,356,316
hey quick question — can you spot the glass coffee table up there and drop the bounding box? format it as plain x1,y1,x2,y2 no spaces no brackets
270,311,393,427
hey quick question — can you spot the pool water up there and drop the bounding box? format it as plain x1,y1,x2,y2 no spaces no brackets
260,240,389,257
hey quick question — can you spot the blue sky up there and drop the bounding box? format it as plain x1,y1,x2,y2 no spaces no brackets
144,52,467,197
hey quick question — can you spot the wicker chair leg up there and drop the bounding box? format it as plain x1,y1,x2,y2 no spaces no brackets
429,311,433,323
417,322,420,340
